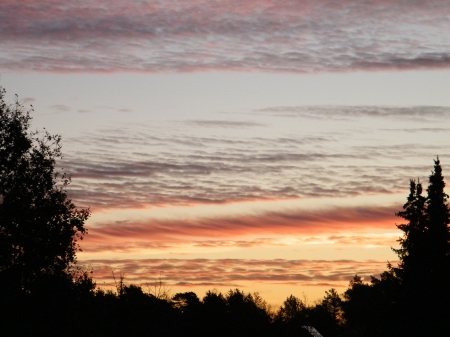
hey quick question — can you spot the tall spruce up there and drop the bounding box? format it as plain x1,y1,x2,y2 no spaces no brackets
425,157,450,276
393,179,427,283
392,157,450,336
394,157,450,285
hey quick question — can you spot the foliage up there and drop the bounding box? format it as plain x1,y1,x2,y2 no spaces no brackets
0,86,90,292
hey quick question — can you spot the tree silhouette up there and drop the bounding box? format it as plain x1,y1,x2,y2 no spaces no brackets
425,157,450,280
392,179,427,284
202,290,229,337
0,85,90,293
275,295,309,336
276,295,305,323
394,158,450,281
388,157,450,336
226,289,274,336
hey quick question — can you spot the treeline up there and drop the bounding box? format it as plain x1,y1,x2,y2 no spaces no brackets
0,247,447,337
0,273,340,337
1,85,449,336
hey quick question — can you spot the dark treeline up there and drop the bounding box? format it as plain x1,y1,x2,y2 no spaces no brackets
1,85,449,336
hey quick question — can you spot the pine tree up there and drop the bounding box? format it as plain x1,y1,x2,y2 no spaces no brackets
425,157,450,277
392,157,450,336
392,179,427,284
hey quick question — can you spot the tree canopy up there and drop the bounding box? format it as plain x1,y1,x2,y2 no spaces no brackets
0,86,90,292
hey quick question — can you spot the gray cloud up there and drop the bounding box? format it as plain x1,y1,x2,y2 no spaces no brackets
185,120,265,128
22,97,35,103
0,0,448,73
48,104,71,112
380,128,450,133
253,106,450,121
58,107,449,210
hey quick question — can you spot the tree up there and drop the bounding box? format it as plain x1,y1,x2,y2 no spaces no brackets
392,179,427,283
202,290,229,337
276,295,305,323
225,289,273,337
394,158,450,282
172,291,202,314
319,288,343,328
0,85,90,292
425,157,450,276
391,157,450,336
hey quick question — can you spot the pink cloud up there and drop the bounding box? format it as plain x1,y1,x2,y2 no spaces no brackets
81,204,399,254
1,0,448,72
80,257,393,289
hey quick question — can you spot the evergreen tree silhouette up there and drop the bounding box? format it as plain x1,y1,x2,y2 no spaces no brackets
392,179,427,284
425,157,450,278
392,157,450,336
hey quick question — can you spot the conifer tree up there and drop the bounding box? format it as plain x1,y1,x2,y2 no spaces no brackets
425,157,450,276
392,179,427,283
393,157,450,336
393,158,450,284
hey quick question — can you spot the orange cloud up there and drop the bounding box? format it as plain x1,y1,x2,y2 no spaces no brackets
81,258,394,290
79,203,400,256
86,204,397,242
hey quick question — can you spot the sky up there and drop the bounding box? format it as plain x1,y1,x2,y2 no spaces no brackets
1,0,450,305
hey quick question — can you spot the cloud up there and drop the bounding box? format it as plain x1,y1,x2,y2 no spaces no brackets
1,0,448,73
58,112,449,210
82,204,399,249
83,234,399,254
253,106,450,121
381,128,450,133
80,258,394,289
48,104,71,112
21,97,35,104
97,105,133,113
185,120,265,128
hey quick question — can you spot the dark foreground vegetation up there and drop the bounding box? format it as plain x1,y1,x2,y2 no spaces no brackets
1,85,449,336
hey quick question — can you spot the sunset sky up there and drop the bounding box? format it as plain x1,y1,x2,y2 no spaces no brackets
1,0,449,305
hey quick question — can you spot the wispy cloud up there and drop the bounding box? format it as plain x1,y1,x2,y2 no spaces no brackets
48,104,71,112
61,112,449,210
81,258,393,289
21,97,35,104
381,127,450,133
83,234,399,254
253,106,450,121
1,0,448,72
184,120,265,128
83,204,398,251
